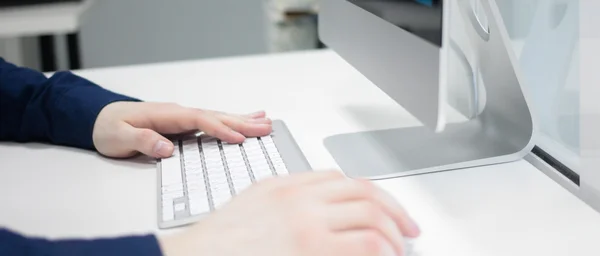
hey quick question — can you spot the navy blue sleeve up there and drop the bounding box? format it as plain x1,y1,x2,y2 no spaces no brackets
0,228,163,256
0,60,164,255
0,57,140,149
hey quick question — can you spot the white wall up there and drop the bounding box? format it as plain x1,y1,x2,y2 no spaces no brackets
0,36,41,69
79,0,269,68
0,38,23,66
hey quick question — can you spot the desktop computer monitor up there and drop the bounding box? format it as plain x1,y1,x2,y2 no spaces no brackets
319,0,451,131
320,0,535,179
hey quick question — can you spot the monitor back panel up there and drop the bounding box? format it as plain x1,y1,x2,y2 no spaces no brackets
319,0,449,131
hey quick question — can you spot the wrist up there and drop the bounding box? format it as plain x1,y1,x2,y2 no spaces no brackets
158,233,194,256
158,235,179,256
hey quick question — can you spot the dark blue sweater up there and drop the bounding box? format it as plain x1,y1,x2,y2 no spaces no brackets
0,58,163,255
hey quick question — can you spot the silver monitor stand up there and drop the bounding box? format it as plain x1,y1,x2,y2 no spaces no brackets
320,0,535,179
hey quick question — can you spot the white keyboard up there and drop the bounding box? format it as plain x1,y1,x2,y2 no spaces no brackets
158,134,289,228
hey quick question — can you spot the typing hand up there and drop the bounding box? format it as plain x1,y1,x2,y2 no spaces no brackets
158,171,421,256
92,102,272,158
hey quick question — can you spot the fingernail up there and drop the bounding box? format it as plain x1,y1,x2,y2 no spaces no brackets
409,219,421,236
153,140,173,156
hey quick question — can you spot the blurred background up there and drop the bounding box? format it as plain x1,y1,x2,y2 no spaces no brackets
0,0,588,187
0,0,321,71
0,0,538,72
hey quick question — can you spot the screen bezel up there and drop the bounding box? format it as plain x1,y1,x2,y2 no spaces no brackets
347,0,445,47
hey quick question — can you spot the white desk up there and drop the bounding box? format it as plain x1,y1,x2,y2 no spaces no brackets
1,50,599,255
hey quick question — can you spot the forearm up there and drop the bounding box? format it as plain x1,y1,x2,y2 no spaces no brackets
0,58,139,149
0,228,163,256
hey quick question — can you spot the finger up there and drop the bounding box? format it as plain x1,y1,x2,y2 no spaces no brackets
136,104,269,138
122,125,175,158
359,180,421,238
246,117,272,124
216,114,272,137
327,202,405,256
308,178,420,238
245,110,267,119
193,112,247,144
257,170,346,189
203,109,267,120
135,104,205,134
334,230,396,256
211,110,271,124
307,177,368,203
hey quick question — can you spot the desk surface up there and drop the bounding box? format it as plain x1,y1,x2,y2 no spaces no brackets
0,0,92,37
1,50,599,255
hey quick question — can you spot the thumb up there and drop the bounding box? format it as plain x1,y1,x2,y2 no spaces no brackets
125,126,175,158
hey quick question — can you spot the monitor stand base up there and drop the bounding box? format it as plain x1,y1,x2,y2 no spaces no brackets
324,0,535,179
324,120,530,180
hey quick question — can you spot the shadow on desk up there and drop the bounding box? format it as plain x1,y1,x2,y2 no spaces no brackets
324,104,517,179
13,142,156,168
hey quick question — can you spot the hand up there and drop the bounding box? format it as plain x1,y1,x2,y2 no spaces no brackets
92,102,272,158
158,171,421,256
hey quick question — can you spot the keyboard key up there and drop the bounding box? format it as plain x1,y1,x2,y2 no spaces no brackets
222,144,251,193
174,203,186,212
189,200,210,215
186,171,204,178
212,195,231,208
254,170,274,180
162,198,173,207
183,143,201,158
207,169,227,178
244,141,273,180
186,178,205,187
227,162,246,169
185,169,203,176
183,145,197,153
162,199,174,221
206,180,228,188
274,166,289,175
232,179,252,193
162,184,184,194
211,182,230,192
187,182,206,192
206,161,225,170
243,138,260,148
186,176,205,184
229,170,251,193
188,192,210,213
212,181,231,189
161,149,183,187
229,167,248,175
162,209,174,221
202,138,232,208
269,157,288,175
260,136,289,175
162,191,184,199
246,152,267,161
181,142,208,194
204,157,223,164
184,162,202,170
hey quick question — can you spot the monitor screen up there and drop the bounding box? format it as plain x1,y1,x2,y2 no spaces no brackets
348,0,444,46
